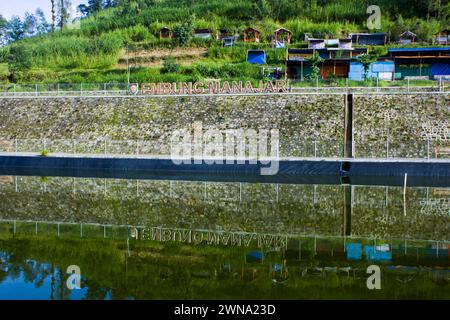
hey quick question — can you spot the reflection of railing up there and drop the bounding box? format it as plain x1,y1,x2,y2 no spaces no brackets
0,219,448,256
0,218,134,240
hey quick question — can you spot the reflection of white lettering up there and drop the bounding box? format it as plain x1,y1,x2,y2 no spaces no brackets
366,265,381,290
141,227,287,250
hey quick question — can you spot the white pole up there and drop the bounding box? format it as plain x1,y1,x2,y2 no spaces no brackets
403,173,408,216
314,141,317,158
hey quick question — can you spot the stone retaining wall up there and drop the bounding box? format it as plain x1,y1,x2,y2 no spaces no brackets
0,93,448,158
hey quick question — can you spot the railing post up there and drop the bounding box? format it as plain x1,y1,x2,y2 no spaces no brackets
35,84,38,97
427,139,430,160
386,138,389,159
13,220,16,235
57,83,60,96
313,141,317,158
407,78,410,92
80,83,83,96
13,84,16,96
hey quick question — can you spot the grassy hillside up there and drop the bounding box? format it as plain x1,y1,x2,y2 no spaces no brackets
0,0,448,84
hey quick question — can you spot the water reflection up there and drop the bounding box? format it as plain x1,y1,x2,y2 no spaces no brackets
0,234,448,299
0,175,448,240
0,174,448,299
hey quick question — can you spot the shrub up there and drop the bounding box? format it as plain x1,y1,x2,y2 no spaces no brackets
161,57,181,74
173,21,193,47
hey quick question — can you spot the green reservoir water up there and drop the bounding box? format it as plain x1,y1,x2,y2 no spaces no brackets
0,175,448,299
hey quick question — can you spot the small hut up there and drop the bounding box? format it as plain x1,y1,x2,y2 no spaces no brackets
435,29,450,45
399,31,417,44
338,38,352,49
243,27,261,43
273,27,292,44
302,33,312,42
194,29,212,39
159,27,173,40
217,29,230,40
308,39,326,49
223,36,237,47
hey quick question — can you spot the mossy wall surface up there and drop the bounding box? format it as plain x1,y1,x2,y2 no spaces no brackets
0,93,448,158
353,94,450,158
0,95,345,157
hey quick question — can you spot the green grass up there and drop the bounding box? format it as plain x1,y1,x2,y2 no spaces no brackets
0,0,446,84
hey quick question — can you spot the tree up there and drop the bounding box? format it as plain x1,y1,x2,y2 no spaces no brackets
58,0,72,31
357,54,379,80
89,0,103,13
5,16,25,43
35,8,50,35
307,51,324,80
0,14,7,45
162,57,180,74
7,43,32,73
173,21,193,47
103,0,117,8
51,0,56,32
23,12,38,37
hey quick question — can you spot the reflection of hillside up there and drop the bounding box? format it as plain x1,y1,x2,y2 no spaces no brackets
0,176,448,240
0,236,448,300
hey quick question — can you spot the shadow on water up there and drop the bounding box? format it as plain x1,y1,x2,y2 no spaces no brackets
0,167,449,187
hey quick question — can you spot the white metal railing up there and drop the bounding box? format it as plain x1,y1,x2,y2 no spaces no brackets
0,138,448,159
0,80,448,97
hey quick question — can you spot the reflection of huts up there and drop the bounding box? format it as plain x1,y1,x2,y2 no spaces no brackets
243,27,261,43
273,27,292,44
159,27,172,40
399,31,417,44
435,29,450,45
